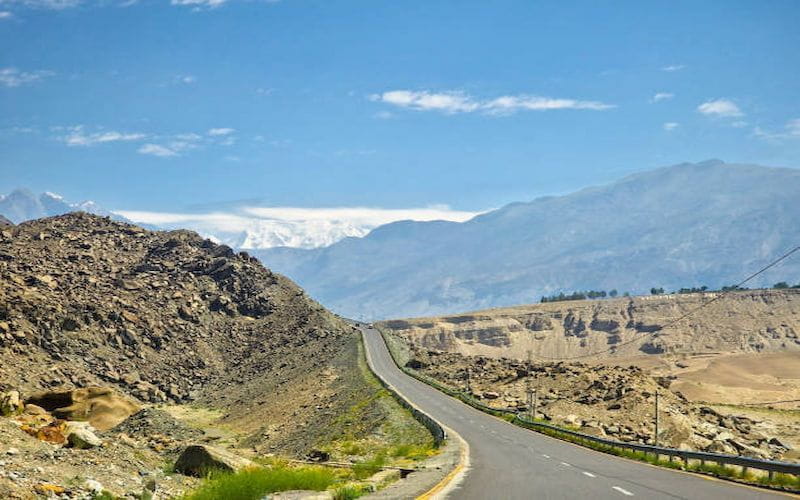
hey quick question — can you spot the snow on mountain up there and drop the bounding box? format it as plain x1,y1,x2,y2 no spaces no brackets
116,206,481,250
0,188,130,224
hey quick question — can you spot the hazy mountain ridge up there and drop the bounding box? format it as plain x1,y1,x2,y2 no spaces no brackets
0,188,127,224
254,161,800,319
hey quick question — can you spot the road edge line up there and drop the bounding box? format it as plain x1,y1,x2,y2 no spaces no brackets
416,428,469,500
360,328,469,500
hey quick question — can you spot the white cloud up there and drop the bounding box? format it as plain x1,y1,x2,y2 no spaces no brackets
137,132,204,157
0,10,13,18
731,120,748,128
663,122,679,131
51,124,239,157
370,90,614,115
697,99,743,117
58,126,146,146
170,0,227,8
178,75,196,84
651,92,674,103
753,118,800,141
482,95,614,114
115,205,485,249
0,0,81,9
0,67,54,87
371,90,479,114
137,143,178,157
373,111,394,120
787,119,800,136
240,206,481,225
207,127,235,136
661,64,685,72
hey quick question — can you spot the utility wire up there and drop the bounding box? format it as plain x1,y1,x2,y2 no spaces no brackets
534,244,800,361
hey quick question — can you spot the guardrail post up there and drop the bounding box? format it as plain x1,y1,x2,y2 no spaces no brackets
654,390,660,448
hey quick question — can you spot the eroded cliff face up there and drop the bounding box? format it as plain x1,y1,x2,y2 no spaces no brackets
380,290,800,360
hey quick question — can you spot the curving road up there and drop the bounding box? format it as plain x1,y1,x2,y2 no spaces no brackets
360,326,791,500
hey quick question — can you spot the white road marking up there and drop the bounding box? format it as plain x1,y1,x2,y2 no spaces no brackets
612,486,634,496
542,454,550,458
560,462,572,467
582,472,596,478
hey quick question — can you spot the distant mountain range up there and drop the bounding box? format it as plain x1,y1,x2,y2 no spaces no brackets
120,214,374,250
253,160,800,319
0,188,124,224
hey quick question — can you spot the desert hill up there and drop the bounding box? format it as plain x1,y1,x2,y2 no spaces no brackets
379,289,800,360
0,212,382,454
256,160,800,319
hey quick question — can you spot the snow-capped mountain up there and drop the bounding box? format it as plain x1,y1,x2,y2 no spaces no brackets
115,206,481,250
235,219,371,249
0,188,126,224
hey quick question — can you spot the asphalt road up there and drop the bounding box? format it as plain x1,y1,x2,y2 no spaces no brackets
360,327,792,500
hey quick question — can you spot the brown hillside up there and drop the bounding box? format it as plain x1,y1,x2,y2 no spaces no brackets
379,290,800,360
0,212,368,454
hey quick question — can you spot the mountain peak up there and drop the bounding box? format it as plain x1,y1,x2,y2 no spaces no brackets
256,161,800,319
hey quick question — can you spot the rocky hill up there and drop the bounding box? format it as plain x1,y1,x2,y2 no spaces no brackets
397,345,798,462
256,160,800,319
379,289,800,360
0,212,381,454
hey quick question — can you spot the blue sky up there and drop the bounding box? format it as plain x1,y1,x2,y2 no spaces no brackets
1,0,799,219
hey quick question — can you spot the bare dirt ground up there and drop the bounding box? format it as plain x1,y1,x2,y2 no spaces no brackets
594,351,800,408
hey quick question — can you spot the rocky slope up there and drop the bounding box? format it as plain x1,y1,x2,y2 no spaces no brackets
399,345,799,462
0,212,437,497
379,289,800,360
0,212,395,454
256,160,800,319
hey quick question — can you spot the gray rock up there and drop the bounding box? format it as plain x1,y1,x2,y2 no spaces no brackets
768,437,792,450
0,391,22,416
174,444,256,476
67,426,103,449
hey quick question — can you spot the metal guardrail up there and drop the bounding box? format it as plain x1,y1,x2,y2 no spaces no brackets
378,330,800,481
511,415,800,478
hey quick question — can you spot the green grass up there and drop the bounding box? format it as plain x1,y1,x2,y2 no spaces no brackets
755,472,800,489
91,492,118,500
352,453,387,480
179,466,339,500
332,484,369,500
388,443,431,460
321,337,435,466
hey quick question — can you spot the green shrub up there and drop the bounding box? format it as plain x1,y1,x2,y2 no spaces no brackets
180,466,338,500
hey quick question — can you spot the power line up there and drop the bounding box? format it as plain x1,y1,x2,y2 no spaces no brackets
534,244,800,361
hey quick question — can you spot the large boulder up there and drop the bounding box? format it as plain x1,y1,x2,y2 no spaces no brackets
25,387,140,431
0,390,23,416
174,445,256,476
66,422,103,449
